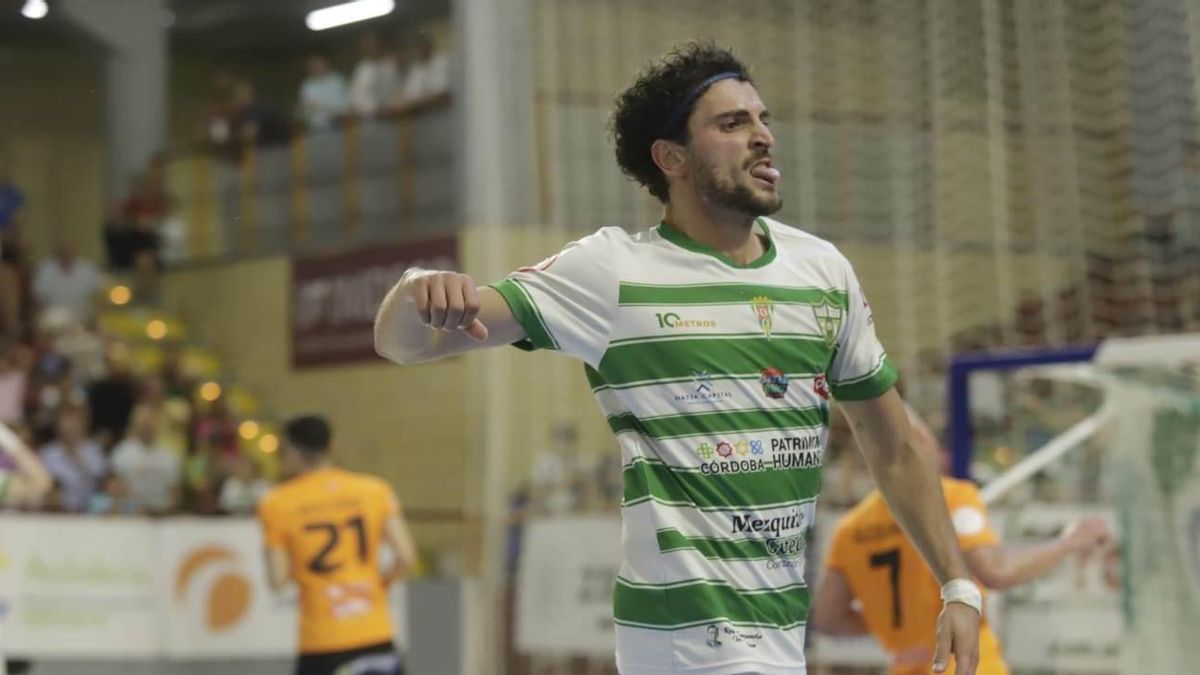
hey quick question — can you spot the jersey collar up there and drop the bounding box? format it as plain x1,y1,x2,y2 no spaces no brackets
656,218,777,269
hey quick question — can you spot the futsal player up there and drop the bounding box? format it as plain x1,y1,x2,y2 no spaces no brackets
812,407,1112,674
258,415,418,675
375,42,982,674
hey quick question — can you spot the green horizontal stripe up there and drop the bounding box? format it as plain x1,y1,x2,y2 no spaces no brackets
619,282,848,308
623,458,822,510
591,370,824,392
613,578,811,628
598,336,831,388
831,357,899,401
657,529,776,561
606,406,827,440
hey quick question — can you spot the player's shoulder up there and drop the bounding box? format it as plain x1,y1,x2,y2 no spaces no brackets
940,476,984,503
761,218,847,261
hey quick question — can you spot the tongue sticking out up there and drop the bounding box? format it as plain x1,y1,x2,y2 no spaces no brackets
750,165,781,184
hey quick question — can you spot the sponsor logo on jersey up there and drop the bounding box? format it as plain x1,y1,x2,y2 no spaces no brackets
760,368,789,399
813,298,843,347
695,436,823,474
751,295,773,337
655,312,717,329
730,510,812,568
706,622,763,649
674,370,735,405
813,373,830,400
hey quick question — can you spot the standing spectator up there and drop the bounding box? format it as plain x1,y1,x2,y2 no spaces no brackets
230,80,291,150
350,32,401,118
32,236,102,323
219,453,270,515
398,36,449,108
39,405,106,512
110,404,181,515
87,344,138,449
298,55,350,131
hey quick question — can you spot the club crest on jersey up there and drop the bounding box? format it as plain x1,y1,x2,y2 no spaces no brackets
813,373,830,400
812,298,843,347
751,295,773,338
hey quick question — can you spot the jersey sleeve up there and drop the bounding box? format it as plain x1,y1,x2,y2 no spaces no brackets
828,258,899,400
378,480,401,520
257,494,287,551
487,227,621,367
946,483,1000,551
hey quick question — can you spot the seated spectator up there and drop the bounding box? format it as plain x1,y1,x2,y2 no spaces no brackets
398,35,449,108
88,473,137,516
191,392,240,460
230,79,291,151
87,343,138,449
218,453,270,515
139,373,189,459
39,405,106,512
0,340,28,425
110,404,181,515
183,433,221,515
32,235,102,323
52,312,105,383
298,55,350,131
351,31,402,118
26,324,86,445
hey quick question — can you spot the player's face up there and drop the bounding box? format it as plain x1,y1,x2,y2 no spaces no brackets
279,441,304,478
683,80,782,217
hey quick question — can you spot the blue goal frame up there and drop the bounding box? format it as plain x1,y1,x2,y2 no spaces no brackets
946,345,1098,479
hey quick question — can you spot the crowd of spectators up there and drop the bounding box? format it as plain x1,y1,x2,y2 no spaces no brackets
0,160,273,519
204,30,450,159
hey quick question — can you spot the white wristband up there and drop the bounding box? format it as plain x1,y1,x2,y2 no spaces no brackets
940,578,982,614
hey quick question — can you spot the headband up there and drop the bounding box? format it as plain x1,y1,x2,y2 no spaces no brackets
657,71,742,139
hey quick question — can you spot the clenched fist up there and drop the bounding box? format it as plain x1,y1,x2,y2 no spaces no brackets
403,268,490,342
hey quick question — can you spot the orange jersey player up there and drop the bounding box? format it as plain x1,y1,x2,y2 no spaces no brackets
258,415,418,675
813,408,1110,675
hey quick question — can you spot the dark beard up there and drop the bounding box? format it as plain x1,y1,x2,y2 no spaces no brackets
694,162,783,217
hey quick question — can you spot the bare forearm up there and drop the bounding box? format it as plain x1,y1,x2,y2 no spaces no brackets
977,540,1074,590
868,447,970,583
373,269,442,363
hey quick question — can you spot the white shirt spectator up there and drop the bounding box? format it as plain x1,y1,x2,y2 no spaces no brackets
111,435,180,513
33,255,101,322
219,475,271,515
401,51,450,105
351,56,402,117
300,69,350,131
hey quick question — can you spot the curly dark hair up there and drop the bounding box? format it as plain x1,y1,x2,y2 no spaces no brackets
609,42,753,203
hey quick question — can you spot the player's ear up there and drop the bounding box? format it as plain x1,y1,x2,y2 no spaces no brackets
651,139,687,179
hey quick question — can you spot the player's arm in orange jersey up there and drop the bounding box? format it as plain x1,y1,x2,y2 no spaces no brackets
839,390,979,674
380,509,418,586
258,495,294,593
963,514,1110,589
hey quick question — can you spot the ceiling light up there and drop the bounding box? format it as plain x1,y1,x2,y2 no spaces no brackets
22,0,48,20
306,0,394,32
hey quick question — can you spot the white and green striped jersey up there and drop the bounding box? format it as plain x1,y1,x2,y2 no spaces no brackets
491,218,897,675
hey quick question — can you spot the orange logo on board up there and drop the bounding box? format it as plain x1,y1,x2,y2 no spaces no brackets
175,545,253,632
